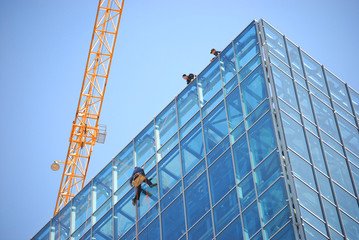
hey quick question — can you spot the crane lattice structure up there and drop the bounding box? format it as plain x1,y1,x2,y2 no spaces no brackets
54,0,125,215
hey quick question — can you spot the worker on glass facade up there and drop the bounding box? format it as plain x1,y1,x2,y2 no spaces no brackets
130,166,157,205
183,73,196,85
210,48,221,62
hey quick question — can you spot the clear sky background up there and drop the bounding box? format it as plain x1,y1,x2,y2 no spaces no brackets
0,0,358,239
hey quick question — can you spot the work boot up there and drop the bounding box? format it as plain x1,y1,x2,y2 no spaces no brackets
132,198,136,206
150,183,157,188
146,191,153,197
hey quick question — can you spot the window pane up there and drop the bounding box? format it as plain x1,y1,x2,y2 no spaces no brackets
179,112,200,139
349,87,359,119
241,66,267,116
286,40,304,76
33,222,50,240
138,168,158,218
177,81,200,127
207,136,230,165
230,121,245,144
333,183,359,221
139,204,158,233
72,218,91,240
92,210,113,240
93,197,112,225
238,173,256,210
234,23,259,70
202,91,224,118
155,100,178,147
300,206,327,236
139,217,160,240
161,181,182,210
238,54,261,82
213,189,240,234
232,134,251,183
303,222,327,240
322,198,342,234
185,173,210,227
259,179,288,224
93,163,112,211
159,146,181,197
157,133,178,161
306,131,327,174
341,211,359,240
337,115,359,157
335,103,356,126
248,112,277,167
270,53,291,76
184,159,206,188
309,83,331,106
278,98,301,123
302,52,328,95
120,225,136,240
203,102,228,152
263,21,288,64
246,99,270,129
72,183,92,230
114,142,134,191
296,83,315,122
188,212,213,240
316,171,334,202
52,204,70,240
293,70,307,88
288,150,316,189
242,201,261,239
264,207,291,239
224,74,238,95
135,121,155,167
226,87,243,131
162,195,186,240
271,222,295,240
254,151,281,195
220,43,237,84
217,216,243,240
114,191,135,239
272,64,299,111
198,59,222,105
181,124,205,174
209,149,235,204
325,70,351,112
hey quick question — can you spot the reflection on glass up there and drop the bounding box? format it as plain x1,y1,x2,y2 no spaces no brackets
155,100,178,148
159,146,181,197
340,211,359,240
263,21,288,64
337,115,359,157
270,53,291,76
179,111,200,140
238,173,256,210
296,83,315,122
161,195,186,240
238,54,261,82
135,121,155,168
139,217,160,240
114,142,134,192
325,69,352,112
322,198,342,234
188,212,213,240
72,183,92,230
198,59,222,106
286,39,304,76
93,163,112,211
92,210,113,240
271,222,295,240
333,183,359,221
177,81,200,127
306,131,327,174
207,136,230,165
138,204,158,233
224,74,239,95
233,134,252,183
202,90,224,118
246,99,270,129
242,201,261,239
114,191,135,239
288,150,316,189
316,170,334,203
263,207,291,239
52,204,70,240
300,206,328,236
349,87,359,119
216,216,243,240
234,23,259,70
302,52,328,95
220,43,237,84
226,87,243,131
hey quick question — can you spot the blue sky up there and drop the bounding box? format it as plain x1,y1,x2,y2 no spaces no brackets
0,0,358,239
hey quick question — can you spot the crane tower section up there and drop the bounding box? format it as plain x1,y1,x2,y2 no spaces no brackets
54,0,125,215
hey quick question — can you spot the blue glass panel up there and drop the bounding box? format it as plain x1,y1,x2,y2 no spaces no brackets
203,102,228,152
264,207,291,239
157,134,178,161
306,131,327,174
248,112,277,167
238,173,256,210
241,66,267,116
162,195,186,240
309,83,331,106
78,230,91,240
326,69,351,112
259,179,287,224
294,178,323,219
207,136,230,165
226,87,244,131
177,80,200,127
184,159,205,188
321,130,344,156
270,53,291,76
351,163,359,195
278,99,301,123
72,183,92,230
349,87,359,119
341,211,359,240
303,222,327,240
181,124,205,174
114,142,134,191
316,171,334,202
216,216,243,240
139,204,158,233
337,115,359,157
322,198,342,234
333,183,359,221
202,90,224,118
347,150,359,167
186,173,210,228
300,206,327,236
234,23,259,70
188,212,213,240
33,222,50,240
233,134,251,183
161,181,182,210
293,70,307,88
251,231,263,240
230,121,245,144
302,52,329,95
242,201,261,239
179,111,200,140
93,197,112,225
335,103,356,126
329,228,344,240
272,64,299,111
156,100,178,148
263,21,288,64
288,150,316,189
224,74,238,95
254,151,281,195
52,204,70,240
286,39,304,76
72,218,91,240
114,191,135,239
213,189,240,234
135,121,155,167
281,112,310,161
296,83,315,122
304,118,318,136
159,146,181,197
238,54,261,82
220,43,237,84
198,59,222,106
271,222,295,240
138,168,158,218
324,144,354,194
120,225,135,240
93,163,112,211
209,149,235,204
92,210,113,240
139,217,160,240
246,99,270,129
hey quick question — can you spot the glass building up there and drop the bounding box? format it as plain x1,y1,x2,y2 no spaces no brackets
32,19,359,240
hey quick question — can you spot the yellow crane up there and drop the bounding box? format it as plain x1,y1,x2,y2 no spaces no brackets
53,0,125,215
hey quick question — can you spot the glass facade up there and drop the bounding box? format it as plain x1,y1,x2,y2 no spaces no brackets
33,19,359,240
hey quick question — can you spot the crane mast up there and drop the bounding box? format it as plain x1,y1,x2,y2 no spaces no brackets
54,0,125,215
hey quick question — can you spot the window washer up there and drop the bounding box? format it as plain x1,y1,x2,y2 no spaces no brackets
210,48,221,62
130,167,157,206
183,73,196,85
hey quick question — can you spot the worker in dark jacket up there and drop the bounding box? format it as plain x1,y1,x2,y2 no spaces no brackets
210,48,221,62
130,167,157,205
183,73,196,85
